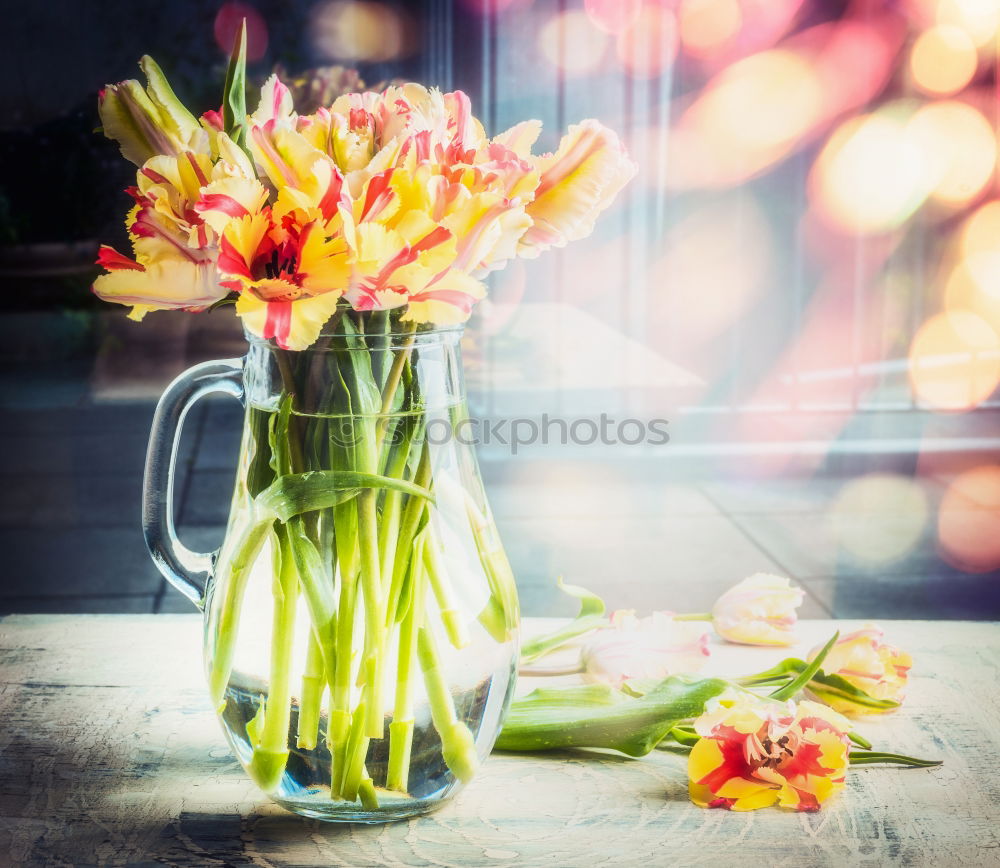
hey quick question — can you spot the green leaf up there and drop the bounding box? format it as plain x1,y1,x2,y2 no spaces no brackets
848,730,872,750
256,470,434,523
807,670,902,712
736,657,805,687
666,725,700,747
222,19,249,152
512,683,629,709
246,406,276,499
769,632,838,701
268,394,294,477
519,578,608,664
849,751,942,768
494,675,730,757
740,652,899,713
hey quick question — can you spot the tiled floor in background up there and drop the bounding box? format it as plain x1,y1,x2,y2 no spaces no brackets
3,394,999,620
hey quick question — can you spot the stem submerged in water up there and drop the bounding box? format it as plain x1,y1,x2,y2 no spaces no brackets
207,315,516,813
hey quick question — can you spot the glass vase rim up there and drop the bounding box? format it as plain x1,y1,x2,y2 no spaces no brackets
242,322,465,351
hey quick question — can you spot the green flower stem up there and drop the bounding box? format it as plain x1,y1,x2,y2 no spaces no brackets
477,594,508,645
249,526,299,792
357,487,386,738
284,517,338,688
209,517,271,705
340,700,372,801
296,628,325,750
468,513,519,643
423,531,470,649
376,432,413,584
417,626,478,783
387,531,429,792
386,444,432,626
374,321,417,454
849,751,942,767
358,777,380,810
328,493,359,798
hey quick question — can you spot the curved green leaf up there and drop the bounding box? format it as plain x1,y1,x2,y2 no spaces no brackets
257,470,434,522
519,577,607,664
770,632,839,701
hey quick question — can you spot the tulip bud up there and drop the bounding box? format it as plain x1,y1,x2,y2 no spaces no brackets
99,56,206,166
712,573,804,646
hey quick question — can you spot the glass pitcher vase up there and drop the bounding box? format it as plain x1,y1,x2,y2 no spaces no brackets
142,314,520,822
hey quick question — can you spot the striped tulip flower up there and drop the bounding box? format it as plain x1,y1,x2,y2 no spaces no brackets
805,625,912,715
517,120,637,257
93,137,263,321
712,574,805,646
689,694,851,812
580,610,710,687
208,171,353,350
98,56,210,167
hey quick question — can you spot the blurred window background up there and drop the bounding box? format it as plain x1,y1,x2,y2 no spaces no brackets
1,0,998,618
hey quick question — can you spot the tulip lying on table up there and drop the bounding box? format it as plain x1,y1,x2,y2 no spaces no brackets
498,631,941,812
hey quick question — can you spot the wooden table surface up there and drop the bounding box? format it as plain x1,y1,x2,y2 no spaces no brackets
1,614,998,867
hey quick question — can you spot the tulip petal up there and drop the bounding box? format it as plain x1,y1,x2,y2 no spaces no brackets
236,291,342,351
93,259,224,317
519,120,636,256
493,120,543,158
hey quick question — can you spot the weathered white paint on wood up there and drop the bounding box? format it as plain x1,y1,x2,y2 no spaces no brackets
0,615,997,867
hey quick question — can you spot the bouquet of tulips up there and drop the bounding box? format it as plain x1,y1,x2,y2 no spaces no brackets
96,27,635,814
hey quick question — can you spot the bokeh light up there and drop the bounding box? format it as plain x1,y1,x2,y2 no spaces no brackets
827,474,930,564
812,106,932,234
646,197,773,344
678,0,742,57
910,25,978,95
214,2,269,60
961,200,1000,257
905,101,996,208
908,310,1000,409
936,0,1000,46
616,5,678,79
669,49,821,188
310,1,409,63
945,259,1000,335
538,10,608,75
938,466,1000,573
584,0,642,35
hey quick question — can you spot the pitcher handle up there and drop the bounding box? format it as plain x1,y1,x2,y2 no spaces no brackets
142,358,244,610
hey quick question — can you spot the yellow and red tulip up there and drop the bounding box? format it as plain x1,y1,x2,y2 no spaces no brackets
518,120,637,257
206,172,353,349
688,694,851,812
93,141,262,321
805,625,912,714
97,61,636,347
712,574,805,646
